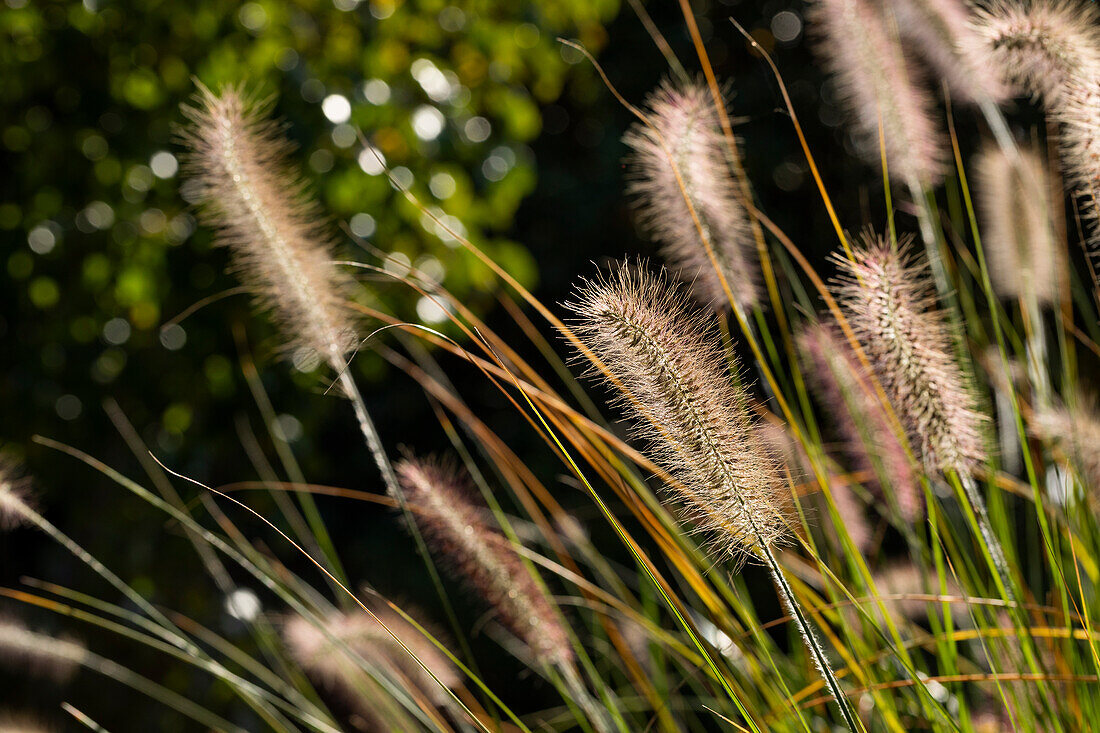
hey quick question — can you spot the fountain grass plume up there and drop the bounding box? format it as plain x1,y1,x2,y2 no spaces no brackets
976,0,1100,250
1056,75,1100,250
622,79,758,311
565,263,788,560
798,323,922,524
0,461,34,531
807,0,945,186
179,84,358,361
566,262,862,730
0,618,85,681
832,234,987,474
974,0,1100,105
1031,400,1100,488
282,603,460,706
395,455,574,668
883,0,1010,105
975,144,1060,304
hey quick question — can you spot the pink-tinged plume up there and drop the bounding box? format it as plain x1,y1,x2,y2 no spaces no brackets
395,456,574,667
798,324,922,524
807,0,945,185
566,263,789,561
179,85,358,361
883,0,1010,105
833,235,988,473
623,80,758,311
975,0,1100,251
975,144,1061,304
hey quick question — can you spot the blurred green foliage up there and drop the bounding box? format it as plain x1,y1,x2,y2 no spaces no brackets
1,0,615,449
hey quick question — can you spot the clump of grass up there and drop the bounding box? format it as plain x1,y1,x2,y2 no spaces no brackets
12,1,1100,729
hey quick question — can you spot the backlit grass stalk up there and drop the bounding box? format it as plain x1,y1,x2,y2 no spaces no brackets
566,263,862,732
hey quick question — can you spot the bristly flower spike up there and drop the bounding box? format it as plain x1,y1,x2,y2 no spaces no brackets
1031,400,1100,489
623,79,759,311
882,0,1010,105
833,236,1024,609
973,0,1100,106
395,456,574,668
566,263,862,731
0,618,85,681
0,462,33,531
833,234,987,474
975,0,1100,250
565,263,787,559
283,603,460,708
179,84,358,362
807,0,945,186
975,144,1061,305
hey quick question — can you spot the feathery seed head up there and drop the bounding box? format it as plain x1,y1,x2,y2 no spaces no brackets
1031,401,1100,488
975,144,1061,303
565,263,789,561
975,1,1100,249
0,619,85,681
283,604,459,705
623,79,758,310
0,715,49,733
1056,75,1100,250
883,0,1010,105
807,0,945,185
798,323,922,524
832,235,987,473
0,462,33,531
179,84,358,360
395,456,574,667
973,0,1100,104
